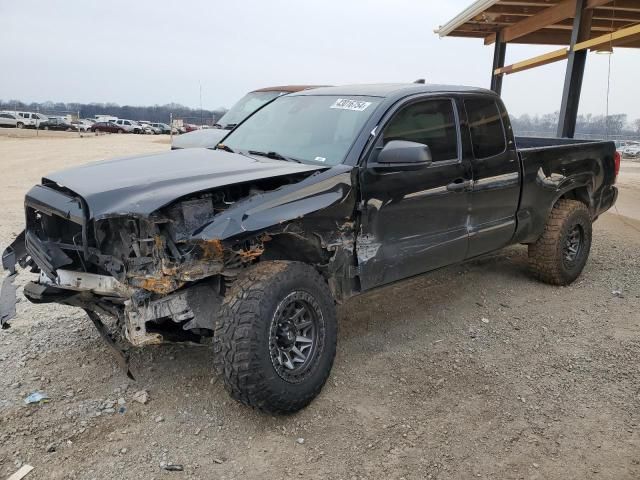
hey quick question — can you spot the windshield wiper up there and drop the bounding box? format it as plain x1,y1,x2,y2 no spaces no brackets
248,150,301,163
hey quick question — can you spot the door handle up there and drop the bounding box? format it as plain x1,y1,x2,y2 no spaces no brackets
446,179,472,192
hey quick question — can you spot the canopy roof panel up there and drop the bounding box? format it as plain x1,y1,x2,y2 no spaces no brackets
435,0,640,47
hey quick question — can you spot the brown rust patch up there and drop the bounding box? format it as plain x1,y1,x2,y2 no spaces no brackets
199,239,225,261
131,276,184,295
237,244,265,261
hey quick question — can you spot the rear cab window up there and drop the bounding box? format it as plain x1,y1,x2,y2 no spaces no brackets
464,97,507,159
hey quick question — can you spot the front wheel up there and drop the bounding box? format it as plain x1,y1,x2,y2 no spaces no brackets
17,122,24,129
528,199,592,285
213,261,337,414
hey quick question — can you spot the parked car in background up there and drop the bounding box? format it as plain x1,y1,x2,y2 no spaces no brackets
622,142,640,159
139,121,161,135
90,121,127,133
171,85,325,150
183,123,198,133
40,117,76,131
131,121,146,134
15,112,49,129
0,112,19,128
95,115,118,123
112,119,138,133
71,119,93,132
150,122,171,134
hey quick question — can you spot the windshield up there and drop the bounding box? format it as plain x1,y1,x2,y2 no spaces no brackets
222,95,381,166
216,91,283,128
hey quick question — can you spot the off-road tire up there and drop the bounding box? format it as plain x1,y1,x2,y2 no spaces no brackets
528,199,592,285
213,261,337,414
17,122,24,129
118,129,124,134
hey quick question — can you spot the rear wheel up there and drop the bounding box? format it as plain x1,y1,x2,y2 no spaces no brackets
118,129,124,134
528,199,592,285
213,261,337,414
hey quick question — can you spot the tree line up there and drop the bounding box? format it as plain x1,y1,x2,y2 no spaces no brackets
0,99,228,125
510,112,640,139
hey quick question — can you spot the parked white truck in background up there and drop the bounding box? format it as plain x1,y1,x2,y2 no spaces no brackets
14,112,49,129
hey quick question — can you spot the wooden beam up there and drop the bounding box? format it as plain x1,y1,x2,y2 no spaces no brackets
485,32,498,44
485,0,613,45
591,0,640,11
585,0,615,8
573,22,640,50
494,48,569,75
506,30,573,43
489,0,577,44
591,10,640,23
485,5,545,17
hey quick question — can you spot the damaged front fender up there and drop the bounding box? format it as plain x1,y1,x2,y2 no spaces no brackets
194,165,354,241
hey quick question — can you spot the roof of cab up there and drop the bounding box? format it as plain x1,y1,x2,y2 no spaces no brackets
289,83,495,98
251,85,328,93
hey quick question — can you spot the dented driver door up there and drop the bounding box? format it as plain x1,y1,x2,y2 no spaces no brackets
356,97,473,291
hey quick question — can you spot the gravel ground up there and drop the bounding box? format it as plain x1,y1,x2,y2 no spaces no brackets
0,132,639,480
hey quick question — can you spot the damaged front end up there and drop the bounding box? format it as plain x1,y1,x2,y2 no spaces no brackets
4,180,283,344
1,163,358,360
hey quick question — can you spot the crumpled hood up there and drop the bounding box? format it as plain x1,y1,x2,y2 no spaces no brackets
44,148,325,219
171,128,228,149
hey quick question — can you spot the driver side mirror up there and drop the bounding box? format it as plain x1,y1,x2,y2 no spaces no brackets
375,140,432,168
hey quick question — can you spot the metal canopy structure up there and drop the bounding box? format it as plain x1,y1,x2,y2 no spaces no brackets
435,0,640,137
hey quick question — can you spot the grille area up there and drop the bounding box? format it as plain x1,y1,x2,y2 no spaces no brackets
24,184,88,275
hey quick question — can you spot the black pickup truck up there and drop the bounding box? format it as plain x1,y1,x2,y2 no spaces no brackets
1,84,619,413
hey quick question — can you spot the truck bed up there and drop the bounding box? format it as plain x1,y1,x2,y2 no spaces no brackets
512,136,618,245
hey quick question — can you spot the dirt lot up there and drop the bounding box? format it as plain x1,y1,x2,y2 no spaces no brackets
0,131,639,480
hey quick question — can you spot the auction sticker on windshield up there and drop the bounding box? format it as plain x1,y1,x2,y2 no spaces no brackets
330,98,372,112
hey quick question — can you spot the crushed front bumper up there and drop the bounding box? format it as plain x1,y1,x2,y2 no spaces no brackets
23,268,221,346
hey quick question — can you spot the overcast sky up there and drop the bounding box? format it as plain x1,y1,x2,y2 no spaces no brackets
1,0,638,120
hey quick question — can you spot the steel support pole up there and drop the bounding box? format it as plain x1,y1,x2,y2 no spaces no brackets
490,33,507,95
557,0,593,138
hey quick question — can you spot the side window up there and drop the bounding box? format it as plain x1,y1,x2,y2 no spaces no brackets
464,97,506,159
383,99,458,162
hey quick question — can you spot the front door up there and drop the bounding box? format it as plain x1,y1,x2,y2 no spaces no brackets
357,97,473,290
